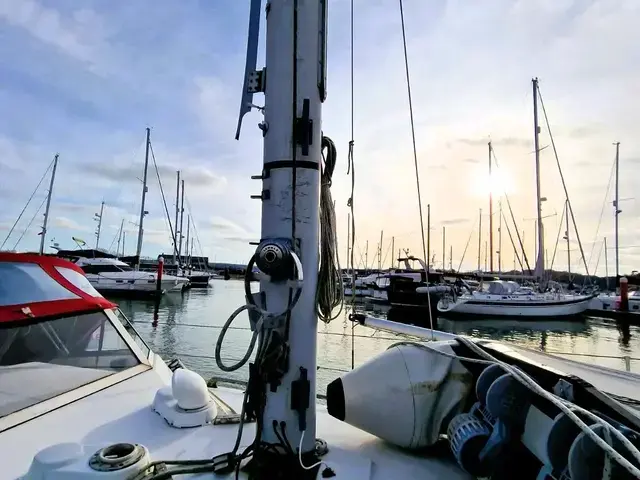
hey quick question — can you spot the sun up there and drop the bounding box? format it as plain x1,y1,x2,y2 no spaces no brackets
469,167,515,197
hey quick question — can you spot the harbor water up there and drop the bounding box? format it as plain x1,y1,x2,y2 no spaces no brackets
117,280,640,393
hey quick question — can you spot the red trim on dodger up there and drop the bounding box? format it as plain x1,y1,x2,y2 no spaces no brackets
0,299,105,323
0,253,117,323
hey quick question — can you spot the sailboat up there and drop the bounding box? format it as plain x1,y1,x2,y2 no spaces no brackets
438,79,594,319
2,3,639,480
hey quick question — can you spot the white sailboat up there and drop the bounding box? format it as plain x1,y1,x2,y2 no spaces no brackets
438,79,593,319
2,3,640,480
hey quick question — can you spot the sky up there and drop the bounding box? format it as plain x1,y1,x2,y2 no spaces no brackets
1,0,639,275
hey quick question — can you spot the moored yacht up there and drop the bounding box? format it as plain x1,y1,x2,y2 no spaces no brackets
68,256,187,297
438,280,594,318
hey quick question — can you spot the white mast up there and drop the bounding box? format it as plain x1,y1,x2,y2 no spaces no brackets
173,171,180,265
39,154,58,255
178,179,185,262
135,128,150,267
488,141,493,272
498,199,502,272
255,0,324,451
614,142,620,280
477,208,482,271
532,78,545,280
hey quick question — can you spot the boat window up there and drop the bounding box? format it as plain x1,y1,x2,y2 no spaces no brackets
55,266,102,297
0,312,140,418
0,263,79,306
111,309,150,358
81,264,126,274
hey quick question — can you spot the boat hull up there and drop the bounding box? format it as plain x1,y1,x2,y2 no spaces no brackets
438,295,594,318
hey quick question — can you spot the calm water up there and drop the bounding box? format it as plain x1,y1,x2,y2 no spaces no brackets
116,280,640,393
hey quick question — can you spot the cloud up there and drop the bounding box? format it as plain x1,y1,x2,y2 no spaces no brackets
455,137,530,148
0,1,109,70
84,160,227,192
52,216,91,232
441,218,471,226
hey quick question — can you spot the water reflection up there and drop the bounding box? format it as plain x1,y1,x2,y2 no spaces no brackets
113,280,640,390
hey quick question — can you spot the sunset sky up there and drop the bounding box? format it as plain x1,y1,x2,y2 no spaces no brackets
1,0,638,275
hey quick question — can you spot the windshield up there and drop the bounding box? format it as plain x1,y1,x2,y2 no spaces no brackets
0,312,140,418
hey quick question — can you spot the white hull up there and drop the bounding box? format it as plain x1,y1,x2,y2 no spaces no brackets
588,293,640,313
88,274,187,295
438,294,593,318
344,287,372,297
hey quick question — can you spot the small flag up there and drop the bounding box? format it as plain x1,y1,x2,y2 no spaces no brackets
72,236,86,246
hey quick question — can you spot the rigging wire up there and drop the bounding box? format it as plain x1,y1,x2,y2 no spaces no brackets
184,196,207,270
500,207,525,272
397,0,427,264
456,217,477,272
347,0,357,370
548,200,567,273
12,195,48,250
537,85,590,277
490,146,532,273
1,157,54,249
586,157,616,273
397,0,433,339
149,142,178,258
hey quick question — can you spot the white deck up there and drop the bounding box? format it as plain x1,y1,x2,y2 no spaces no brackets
1,362,470,479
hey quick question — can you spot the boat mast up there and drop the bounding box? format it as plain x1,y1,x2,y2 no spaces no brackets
95,201,105,249
178,179,185,262
378,230,383,270
614,141,620,280
391,236,395,269
365,240,369,270
565,198,570,277
39,153,58,255
173,171,180,265
604,237,609,291
532,78,544,281
488,141,493,272
426,203,431,271
498,199,502,272
442,226,445,270
185,215,190,270
252,0,324,452
116,218,124,256
477,208,482,271
135,128,151,267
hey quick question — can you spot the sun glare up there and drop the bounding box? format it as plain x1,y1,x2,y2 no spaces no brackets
469,168,515,197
